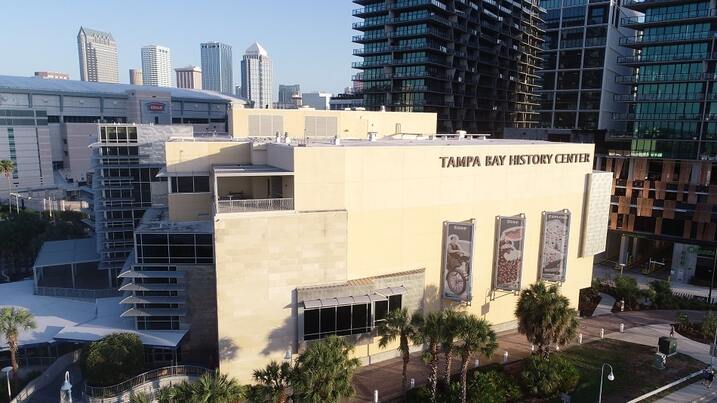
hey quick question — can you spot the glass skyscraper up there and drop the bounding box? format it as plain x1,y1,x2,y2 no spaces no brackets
201,42,233,95
240,43,273,109
351,0,544,134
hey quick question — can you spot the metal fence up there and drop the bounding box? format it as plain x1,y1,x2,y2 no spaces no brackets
84,365,209,399
216,197,294,214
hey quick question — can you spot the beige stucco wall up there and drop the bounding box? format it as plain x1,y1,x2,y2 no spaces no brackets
229,107,438,139
214,140,600,382
214,210,348,382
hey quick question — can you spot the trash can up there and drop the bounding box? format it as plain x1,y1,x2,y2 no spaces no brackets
658,336,677,356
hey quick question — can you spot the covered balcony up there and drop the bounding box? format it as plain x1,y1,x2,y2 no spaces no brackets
213,165,294,214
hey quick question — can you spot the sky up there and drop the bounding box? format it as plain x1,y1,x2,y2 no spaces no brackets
0,0,357,95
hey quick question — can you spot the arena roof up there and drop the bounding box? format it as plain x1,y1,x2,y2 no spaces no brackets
0,75,246,103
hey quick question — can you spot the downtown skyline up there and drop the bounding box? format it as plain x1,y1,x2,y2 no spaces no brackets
0,0,355,95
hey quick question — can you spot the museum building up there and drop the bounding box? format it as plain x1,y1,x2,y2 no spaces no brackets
160,133,611,382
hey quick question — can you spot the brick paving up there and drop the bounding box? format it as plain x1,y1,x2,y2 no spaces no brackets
351,310,707,402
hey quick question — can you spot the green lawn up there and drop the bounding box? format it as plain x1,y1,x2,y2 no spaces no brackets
550,339,704,403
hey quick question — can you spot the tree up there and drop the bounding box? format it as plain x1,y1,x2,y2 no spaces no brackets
80,333,145,386
440,310,463,387
0,307,36,375
614,275,643,309
454,315,497,403
703,312,717,341
649,280,675,309
377,308,419,393
252,360,292,403
411,311,443,402
129,391,151,403
190,370,245,402
0,160,14,206
515,282,579,357
291,335,360,403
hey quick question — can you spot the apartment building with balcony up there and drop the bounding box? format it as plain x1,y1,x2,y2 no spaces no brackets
351,0,544,134
536,0,636,132
598,0,717,283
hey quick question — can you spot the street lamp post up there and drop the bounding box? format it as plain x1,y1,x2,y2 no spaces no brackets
709,249,717,305
598,363,615,403
1,366,12,399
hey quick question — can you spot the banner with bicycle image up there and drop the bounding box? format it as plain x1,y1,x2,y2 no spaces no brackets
442,221,475,302
493,215,526,291
539,210,570,282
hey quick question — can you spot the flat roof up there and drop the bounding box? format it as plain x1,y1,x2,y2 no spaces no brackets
33,238,99,268
286,138,559,148
213,164,293,176
0,75,245,103
135,207,213,233
0,280,186,349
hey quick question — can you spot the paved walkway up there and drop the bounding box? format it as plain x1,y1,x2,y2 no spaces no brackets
352,310,705,402
594,292,616,316
26,362,84,403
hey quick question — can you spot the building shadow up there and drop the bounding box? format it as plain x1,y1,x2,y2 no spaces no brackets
218,336,240,362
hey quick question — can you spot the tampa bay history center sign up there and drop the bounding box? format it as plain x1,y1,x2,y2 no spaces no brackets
439,153,591,168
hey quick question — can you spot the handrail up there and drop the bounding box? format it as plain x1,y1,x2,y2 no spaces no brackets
216,197,294,214
84,365,209,398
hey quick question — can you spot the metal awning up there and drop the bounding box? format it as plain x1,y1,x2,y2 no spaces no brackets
118,270,185,279
302,286,407,309
121,308,187,317
120,296,186,305
213,164,294,177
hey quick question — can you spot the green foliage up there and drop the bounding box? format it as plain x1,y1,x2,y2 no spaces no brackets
467,370,522,403
377,308,419,391
520,354,579,398
702,312,717,340
614,276,643,309
252,360,292,403
676,311,690,329
411,311,444,402
128,392,151,403
0,210,87,276
81,333,145,387
649,280,675,309
455,314,498,403
291,335,361,403
515,282,579,356
190,370,245,402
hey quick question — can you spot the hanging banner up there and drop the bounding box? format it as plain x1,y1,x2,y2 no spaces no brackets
442,221,475,302
493,215,526,291
539,211,571,282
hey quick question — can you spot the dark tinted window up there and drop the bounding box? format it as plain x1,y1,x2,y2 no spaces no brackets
304,309,320,340
336,306,352,335
320,307,336,337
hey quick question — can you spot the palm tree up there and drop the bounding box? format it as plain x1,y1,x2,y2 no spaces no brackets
0,160,14,207
190,370,245,402
291,335,360,403
454,315,498,403
515,282,579,357
377,308,419,393
128,391,151,403
252,360,292,403
440,310,464,387
411,311,443,402
0,307,36,375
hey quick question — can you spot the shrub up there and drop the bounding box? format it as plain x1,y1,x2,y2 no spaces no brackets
467,370,522,403
676,311,690,329
702,312,717,340
521,355,579,398
81,333,145,386
614,276,643,309
649,280,675,309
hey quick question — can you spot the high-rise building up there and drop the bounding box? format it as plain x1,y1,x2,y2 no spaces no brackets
593,0,717,283
536,0,636,131
277,84,301,108
175,66,202,90
77,27,119,83
200,42,233,94
34,71,70,80
301,92,332,110
141,45,173,87
241,42,273,109
129,69,143,85
351,0,543,133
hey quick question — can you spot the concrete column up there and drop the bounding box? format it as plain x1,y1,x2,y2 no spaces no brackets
70,263,76,289
619,235,629,265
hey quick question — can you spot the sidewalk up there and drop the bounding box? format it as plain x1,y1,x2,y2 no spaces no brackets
351,310,701,402
594,264,714,302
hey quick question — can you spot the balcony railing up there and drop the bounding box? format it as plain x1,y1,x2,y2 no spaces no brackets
217,198,294,214
614,93,704,102
621,9,716,26
619,31,714,46
612,112,702,120
352,3,388,16
618,52,716,65
615,72,710,83
392,0,448,11
85,366,209,399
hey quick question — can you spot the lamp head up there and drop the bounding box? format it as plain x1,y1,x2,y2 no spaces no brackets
607,371,615,381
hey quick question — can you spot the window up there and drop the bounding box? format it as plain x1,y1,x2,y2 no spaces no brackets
588,5,608,24
373,295,404,326
303,303,373,341
135,232,214,264
170,176,210,193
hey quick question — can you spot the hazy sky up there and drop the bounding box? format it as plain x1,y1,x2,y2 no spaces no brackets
0,0,357,94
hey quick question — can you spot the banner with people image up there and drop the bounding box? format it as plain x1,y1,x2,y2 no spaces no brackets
539,211,571,282
493,215,526,291
442,221,475,302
